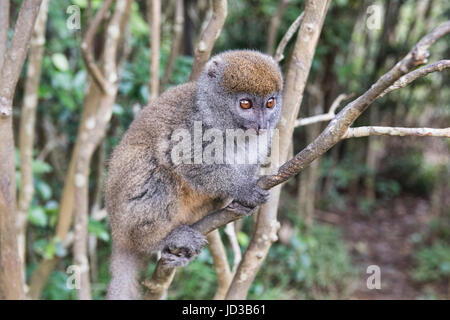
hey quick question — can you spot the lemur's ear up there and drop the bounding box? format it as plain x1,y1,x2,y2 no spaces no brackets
205,56,224,78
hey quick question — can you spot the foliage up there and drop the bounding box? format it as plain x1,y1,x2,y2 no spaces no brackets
412,242,450,283
382,148,438,196
248,223,356,299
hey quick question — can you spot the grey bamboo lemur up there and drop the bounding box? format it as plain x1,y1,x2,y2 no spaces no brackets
105,50,284,299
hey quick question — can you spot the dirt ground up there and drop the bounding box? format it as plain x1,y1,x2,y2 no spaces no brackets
316,195,445,300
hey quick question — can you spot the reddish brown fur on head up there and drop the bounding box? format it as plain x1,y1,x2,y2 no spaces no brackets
219,50,283,96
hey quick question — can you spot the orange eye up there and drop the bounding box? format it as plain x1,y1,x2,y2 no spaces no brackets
266,97,275,108
239,99,252,109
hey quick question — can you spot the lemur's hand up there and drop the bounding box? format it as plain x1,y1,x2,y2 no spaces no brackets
161,225,207,267
234,178,269,208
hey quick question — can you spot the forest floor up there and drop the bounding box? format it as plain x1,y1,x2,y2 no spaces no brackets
317,195,442,300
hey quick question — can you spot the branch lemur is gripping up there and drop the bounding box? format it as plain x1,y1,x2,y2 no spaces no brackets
105,50,283,299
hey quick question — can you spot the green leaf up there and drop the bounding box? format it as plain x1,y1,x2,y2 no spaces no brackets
36,181,52,200
88,219,110,242
72,0,102,9
237,231,249,247
112,104,124,116
130,3,149,37
52,53,70,71
32,160,52,174
53,238,67,257
33,239,49,257
44,241,56,259
28,206,48,227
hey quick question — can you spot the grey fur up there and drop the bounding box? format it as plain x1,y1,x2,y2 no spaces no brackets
105,50,283,299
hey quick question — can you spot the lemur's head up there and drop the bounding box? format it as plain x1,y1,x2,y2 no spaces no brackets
196,50,283,133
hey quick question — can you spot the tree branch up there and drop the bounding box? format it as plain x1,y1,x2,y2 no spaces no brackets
0,0,9,70
295,93,352,127
74,0,133,300
273,12,304,63
0,0,42,300
147,0,161,98
208,230,232,300
17,0,50,293
224,222,241,274
81,0,114,94
342,126,450,139
266,0,291,56
161,0,184,90
380,59,450,97
189,0,227,81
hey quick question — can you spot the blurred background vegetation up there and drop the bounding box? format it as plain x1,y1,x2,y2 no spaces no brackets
9,0,450,299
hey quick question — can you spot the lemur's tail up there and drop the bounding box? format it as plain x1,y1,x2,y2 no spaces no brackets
106,246,145,300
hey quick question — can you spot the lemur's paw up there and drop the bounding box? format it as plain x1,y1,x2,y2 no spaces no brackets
161,225,207,267
227,201,257,216
235,180,270,208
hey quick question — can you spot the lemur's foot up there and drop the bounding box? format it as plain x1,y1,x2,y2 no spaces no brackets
234,178,270,208
227,201,257,216
161,225,207,267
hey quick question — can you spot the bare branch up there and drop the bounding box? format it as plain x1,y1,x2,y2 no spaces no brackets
266,0,291,56
0,0,42,300
208,230,232,300
17,0,50,290
295,93,352,127
0,0,9,70
28,0,134,300
224,222,241,274
142,262,176,300
343,126,450,139
74,0,134,300
161,0,184,90
148,0,161,98
81,0,114,94
189,0,227,81
273,12,304,62
380,59,450,97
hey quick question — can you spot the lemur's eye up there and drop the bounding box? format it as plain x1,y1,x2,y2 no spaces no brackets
266,97,275,108
239,99,252,109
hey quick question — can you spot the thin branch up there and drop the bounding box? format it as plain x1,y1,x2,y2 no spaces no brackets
380,59,450,97
161,0,184,90
0,0,9,70
273,12,304,62
342,126,450,139
189,0,227,81
266,0,291,55
81,0,114,94
224,222,241,274
208,230,232,300
295,93,352,127
74,0,133,300
142,263,176,300
148,0,161,98
17,0,50,292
